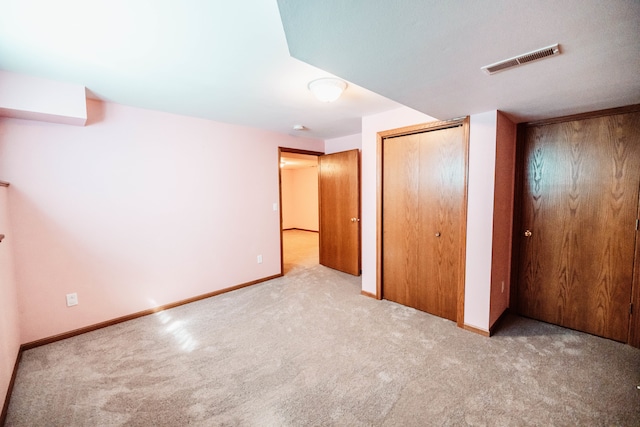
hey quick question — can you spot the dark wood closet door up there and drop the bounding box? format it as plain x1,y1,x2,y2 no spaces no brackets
383,125,466,321
517,111,640,342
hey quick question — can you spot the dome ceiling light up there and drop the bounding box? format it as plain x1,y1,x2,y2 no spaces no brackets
308,78,347,102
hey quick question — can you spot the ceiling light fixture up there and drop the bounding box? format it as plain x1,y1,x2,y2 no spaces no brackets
308,78,347,102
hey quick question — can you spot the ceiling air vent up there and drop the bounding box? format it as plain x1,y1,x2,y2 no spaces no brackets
481,43,560,75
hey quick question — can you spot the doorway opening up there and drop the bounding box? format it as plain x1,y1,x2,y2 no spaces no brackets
278,147,362,277
278,148,322,275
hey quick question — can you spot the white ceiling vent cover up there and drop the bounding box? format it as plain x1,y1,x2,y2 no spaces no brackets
481,43,560,75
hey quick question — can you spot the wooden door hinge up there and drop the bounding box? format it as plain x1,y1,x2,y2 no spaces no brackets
636,219,639,230
630,303,634,315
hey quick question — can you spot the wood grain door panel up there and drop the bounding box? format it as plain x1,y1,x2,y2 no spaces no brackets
383,124,466,321
518,111,640,342
382,134,420,307
318,149,361,276
417,127,465,321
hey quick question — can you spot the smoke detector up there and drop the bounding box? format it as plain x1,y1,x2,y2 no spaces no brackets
481,44,560,75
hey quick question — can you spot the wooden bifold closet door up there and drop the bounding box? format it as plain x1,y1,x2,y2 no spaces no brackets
381,120,468,322
517,109,640,343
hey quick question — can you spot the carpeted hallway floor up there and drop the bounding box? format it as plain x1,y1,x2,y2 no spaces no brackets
282,229,319,274
5,230,640,426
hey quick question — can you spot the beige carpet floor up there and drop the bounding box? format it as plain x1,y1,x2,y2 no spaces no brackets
5,230,640,426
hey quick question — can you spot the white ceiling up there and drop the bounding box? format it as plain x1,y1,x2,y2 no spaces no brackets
279,0,640,123
0,0,400,140
1,1,638,141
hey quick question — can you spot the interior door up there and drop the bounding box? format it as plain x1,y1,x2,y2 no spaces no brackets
382,123,467,321
318,149,361,276
517,111,640,342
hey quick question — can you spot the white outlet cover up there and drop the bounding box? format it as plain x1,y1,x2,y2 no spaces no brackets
66,293,78,307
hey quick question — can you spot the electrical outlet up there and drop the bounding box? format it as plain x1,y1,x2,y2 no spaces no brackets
66,293,78,307
257,255,263,264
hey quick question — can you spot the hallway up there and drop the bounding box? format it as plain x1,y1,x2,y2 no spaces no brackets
282,230,318,274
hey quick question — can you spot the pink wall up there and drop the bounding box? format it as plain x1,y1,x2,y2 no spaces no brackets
464,111,498,331
281,169,296,229
292,167,319,231
0,100,323,343
464,111,517,331
281,166,319,231
325,133,361,154
0,186,20,407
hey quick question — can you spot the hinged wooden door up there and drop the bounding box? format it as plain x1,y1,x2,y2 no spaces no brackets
517,110,640,342
318,149,361,276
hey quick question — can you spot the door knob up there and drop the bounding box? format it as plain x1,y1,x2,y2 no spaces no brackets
524,230,532,237
350,218,360,222
435,232,441,237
